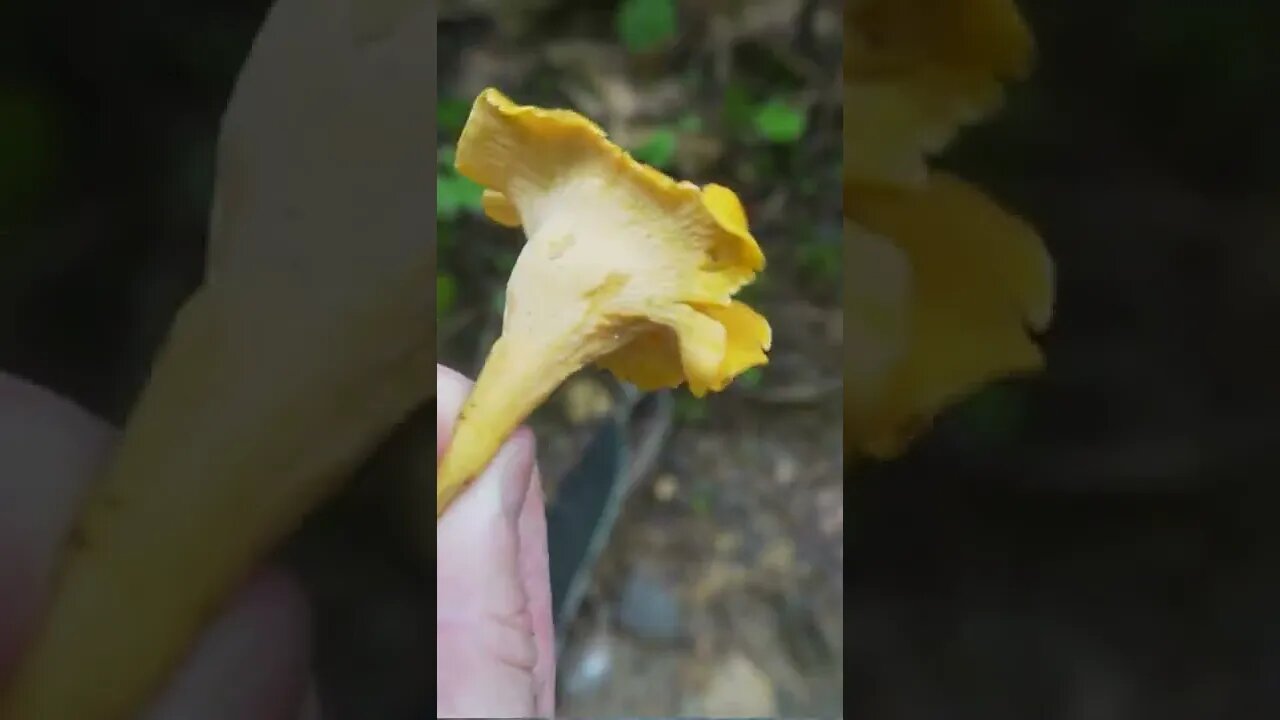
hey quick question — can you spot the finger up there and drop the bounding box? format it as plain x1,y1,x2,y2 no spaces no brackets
437,363,556,713
516,463,556,717
142,570,314,720
436,364,549,717
0,372,114,677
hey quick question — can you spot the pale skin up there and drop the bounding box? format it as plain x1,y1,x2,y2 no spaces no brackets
435,363,557,718
0,367,555,718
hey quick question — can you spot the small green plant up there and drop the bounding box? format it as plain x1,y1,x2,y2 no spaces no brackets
753,98,807,144
436,144,484,221
719,85,808,147
628,112,705,170
616,0,677,53
630,127,678,169
437,173,484,220
437,97,471,134
736,367,765,389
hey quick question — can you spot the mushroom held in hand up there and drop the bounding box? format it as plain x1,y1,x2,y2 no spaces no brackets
436,89,771,518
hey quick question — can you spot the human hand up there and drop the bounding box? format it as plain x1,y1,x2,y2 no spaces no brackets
0,372,317,719
435,364,556,718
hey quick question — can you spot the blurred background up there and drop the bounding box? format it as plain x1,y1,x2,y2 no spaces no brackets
850,2,1280,719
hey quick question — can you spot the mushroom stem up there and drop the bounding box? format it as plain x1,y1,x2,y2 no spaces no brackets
436,335,579,517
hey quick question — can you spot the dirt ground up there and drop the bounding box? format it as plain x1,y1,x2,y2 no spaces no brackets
517,306,843,716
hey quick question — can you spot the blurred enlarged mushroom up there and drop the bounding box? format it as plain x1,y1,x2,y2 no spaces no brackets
436,89,771,518
1,2,432,718
844,0,1053,458
844,175,1053,458
845,0,1034,187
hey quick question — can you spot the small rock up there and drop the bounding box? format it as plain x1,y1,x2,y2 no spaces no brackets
563,631,615,697
682,652,777,717
561,376,614,424
774,452,799,486
652,473,679,502
617,565,684,642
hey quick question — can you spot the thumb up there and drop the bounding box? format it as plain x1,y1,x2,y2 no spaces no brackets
435,364,554,718
435,365,535,540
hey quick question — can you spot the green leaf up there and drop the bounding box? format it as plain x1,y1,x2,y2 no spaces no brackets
616,0,677,53
438,97,471,135
438,145,456,167
737,367,765,389
436,174,460,220
437,172,484,220
753,98,807,143
437,273,457,320
630,128,677,169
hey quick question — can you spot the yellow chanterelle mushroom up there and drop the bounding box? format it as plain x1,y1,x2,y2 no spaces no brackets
437,88,771,518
